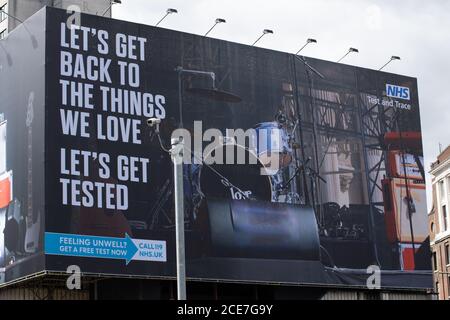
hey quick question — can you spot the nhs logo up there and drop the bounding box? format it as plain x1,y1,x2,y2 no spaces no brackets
386,84,410,100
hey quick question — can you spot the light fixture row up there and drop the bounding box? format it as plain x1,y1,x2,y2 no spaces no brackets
1,3,398,70
150,7,401,69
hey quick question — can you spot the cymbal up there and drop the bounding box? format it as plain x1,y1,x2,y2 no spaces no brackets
186,87,242,103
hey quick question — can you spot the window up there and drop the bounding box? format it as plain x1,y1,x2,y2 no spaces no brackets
444,205,448,231
446,244,450,266
0,4,6,23
447,176,450,194
439,180,446,200
433,251,438,271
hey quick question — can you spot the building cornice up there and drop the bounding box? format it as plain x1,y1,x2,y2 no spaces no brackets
433,231,450,244
430,157,450,176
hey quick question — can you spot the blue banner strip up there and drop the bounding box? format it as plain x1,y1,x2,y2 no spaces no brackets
44,232,138,265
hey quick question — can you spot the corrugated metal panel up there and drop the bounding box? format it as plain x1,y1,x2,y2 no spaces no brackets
381,292,434,300
321,290,359,300
53,288,90,300
0,287,89,300
322,290,434,300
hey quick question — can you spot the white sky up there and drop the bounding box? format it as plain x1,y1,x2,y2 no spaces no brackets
114,0,450,210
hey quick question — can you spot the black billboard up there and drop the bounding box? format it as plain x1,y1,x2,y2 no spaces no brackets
0,7,433,290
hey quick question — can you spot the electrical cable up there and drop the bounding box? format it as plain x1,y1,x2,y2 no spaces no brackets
320,245,337,268
152,129,252,201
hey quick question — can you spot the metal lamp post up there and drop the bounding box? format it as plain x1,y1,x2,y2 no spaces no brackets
204,18,226,37
252,29,274,46
379,56,401,71
101,0,122,17
170,136,187,300
337,47,359,63
296,38,317,55
171,66,216,300
156,8,178,27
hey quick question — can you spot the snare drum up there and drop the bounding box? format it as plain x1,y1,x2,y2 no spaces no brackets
253,122,292,169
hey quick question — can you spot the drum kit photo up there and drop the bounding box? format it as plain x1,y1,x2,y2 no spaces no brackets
186,116,306,224
147,68,317,230
147,110,312,230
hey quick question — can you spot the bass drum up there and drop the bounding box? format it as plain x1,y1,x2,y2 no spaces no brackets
192,143,273,220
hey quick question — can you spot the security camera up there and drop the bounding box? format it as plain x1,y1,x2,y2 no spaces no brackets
147,118,162,127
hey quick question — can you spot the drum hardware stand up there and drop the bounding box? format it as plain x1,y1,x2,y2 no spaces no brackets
176,66,216,128
304,160,327,200
183,146,252,202
154,128,254,210
275,110,288,125
279,83,304,204
279,157,310,192
288,120,305,203
147,179,173,230
289,120,300,142
288,71,310,206
294,55,326,223
287,121,303,189
291,97,310,205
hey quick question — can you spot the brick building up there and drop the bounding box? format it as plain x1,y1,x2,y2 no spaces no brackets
429,145,450,300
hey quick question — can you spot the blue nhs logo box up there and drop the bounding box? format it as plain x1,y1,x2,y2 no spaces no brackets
386,84,410,100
